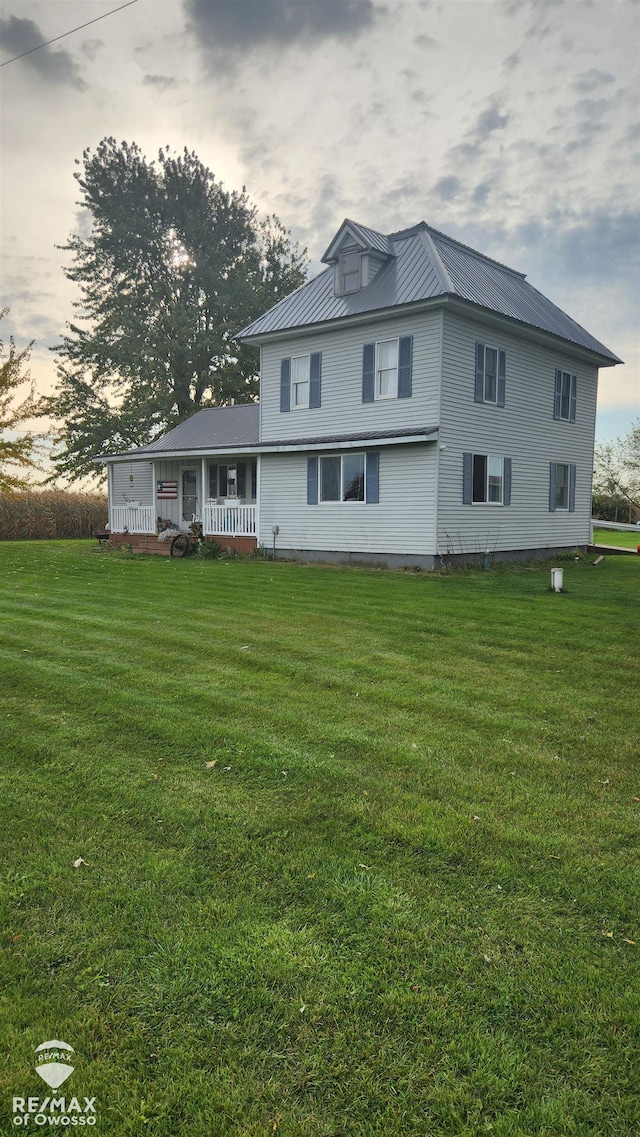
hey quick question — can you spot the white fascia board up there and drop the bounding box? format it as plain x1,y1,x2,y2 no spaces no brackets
98,434,438,464
257,432,438,454
99,445,262,463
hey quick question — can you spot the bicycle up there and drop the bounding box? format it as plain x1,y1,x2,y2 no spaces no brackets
170,521,203,558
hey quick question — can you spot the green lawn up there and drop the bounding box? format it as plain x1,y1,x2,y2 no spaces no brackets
1,542,638,1136
593,526,640,550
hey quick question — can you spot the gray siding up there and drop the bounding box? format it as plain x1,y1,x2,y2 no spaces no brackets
111,460,154,508
437,310,598,553
260,310,441,443
259,443,438,556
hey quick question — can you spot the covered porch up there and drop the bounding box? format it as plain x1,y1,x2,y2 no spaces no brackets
107,453,259,552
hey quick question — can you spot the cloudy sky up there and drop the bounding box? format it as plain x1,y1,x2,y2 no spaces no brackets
1,0,638,458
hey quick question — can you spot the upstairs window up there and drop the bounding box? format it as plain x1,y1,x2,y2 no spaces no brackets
339,250,361,294
554,369,577,422
362,337,413,402
376,339,398,398
291,355,310,408
475,342,506,406
280,353,322,412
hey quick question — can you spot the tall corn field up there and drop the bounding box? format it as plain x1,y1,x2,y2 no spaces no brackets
0,490,108,540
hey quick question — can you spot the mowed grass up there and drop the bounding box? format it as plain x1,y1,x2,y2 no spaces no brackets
0,542,638,1137
593,526,640,550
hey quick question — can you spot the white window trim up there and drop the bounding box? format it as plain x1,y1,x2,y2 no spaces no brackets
554,462,570,510
481,345,499,405
319,453,367,504
375,338,399,401
472,453,504,506
339,249,362,294
291,353,310,410
557,371,573,421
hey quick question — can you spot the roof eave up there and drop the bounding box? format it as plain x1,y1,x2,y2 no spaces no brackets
444,296,622,367
238,292,621,366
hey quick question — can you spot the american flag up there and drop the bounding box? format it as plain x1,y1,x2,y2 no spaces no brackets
157,480,178,499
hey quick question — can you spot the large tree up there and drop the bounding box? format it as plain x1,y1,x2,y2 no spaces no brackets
593,418,640,521
0,310,39,492
40,139,308,481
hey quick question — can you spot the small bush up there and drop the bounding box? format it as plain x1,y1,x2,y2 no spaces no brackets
197,539,223,559
0,490,108,540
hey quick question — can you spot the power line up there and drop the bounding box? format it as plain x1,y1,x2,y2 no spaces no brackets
0,0,139,68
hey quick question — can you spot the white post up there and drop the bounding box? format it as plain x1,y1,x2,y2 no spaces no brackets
551,567,564,592
255,455,261,546
201,456,207,523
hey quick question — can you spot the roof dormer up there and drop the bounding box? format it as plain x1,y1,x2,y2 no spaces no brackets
321,219,395,297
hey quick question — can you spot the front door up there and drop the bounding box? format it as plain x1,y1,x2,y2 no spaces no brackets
180,468,199,525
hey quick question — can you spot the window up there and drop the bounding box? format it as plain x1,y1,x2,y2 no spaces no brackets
549,462,576,511
340,250,361,294
209,461,257,501
554,369,577,422
475,342,506,406
376,339,398,398
320,453,365,502
308,452,379,505
463,452,512,506
362,337,413,402
280,353,322,412
473,454,503,503
292,355,310,408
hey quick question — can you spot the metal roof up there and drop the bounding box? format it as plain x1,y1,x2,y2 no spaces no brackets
107,404,259,459
238,221,621,364
321,219,395,263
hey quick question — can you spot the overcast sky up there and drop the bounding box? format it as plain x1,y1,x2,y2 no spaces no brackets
1,0,638,453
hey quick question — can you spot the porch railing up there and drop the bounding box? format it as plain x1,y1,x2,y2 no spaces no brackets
204,503,256,537
111,505,155,534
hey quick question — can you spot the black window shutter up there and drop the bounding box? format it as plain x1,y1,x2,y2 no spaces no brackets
362,343,375,402
503,457,512,506
570,375,577,423
549,462,557,511
398,336,413,398
237,462,246,499
307,457,318,505
568,464,576,512
463,452,473,504
209,464,218,499
553,370,562,420
475,343,485,403
365,452,379,503
280,358,291,413
497,351,506,407
309,352,322,409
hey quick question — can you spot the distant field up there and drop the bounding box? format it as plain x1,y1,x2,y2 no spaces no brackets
593,526,640,549
1,542,638,1136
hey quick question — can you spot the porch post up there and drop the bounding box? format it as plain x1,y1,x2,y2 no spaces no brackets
151,461,156,534
255,455,261,543
201,456,207,528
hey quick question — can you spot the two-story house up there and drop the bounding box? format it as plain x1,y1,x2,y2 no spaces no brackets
99,219,621,567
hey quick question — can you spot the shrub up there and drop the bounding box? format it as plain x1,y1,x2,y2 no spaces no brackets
0,490,108,540
197,539,222,559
